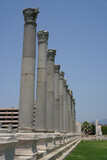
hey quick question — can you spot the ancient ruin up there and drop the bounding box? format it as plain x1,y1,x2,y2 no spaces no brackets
0,7,81,160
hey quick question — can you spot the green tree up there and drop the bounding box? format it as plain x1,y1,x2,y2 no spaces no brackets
81,121,95,135
102,125,107,135
91,123,95,135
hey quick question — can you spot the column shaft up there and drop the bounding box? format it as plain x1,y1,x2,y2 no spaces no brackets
35,30,49,132
74,99,76,133
63,79,66,133
46,49,56,132
69,90,72,132
54,65,60,132
18,8,39,130
71,97,75,133
65,85,69,133
67,90,70,133
59,72,64,132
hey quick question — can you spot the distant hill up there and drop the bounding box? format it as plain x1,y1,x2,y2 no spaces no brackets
98,119,107,125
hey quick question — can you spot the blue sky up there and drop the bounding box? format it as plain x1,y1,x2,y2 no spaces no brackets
0,0,107,122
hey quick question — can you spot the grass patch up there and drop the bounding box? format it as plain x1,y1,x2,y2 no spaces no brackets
66,140,107,160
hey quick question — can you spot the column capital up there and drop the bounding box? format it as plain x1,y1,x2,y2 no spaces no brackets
60,71,65,78
37,30,49,43
72,98,76,104
70,90,73,97
63,79,67,87
23,8,39,24
54,65,60,73
67,89,70,95
65,85,68,91
47,49,56,61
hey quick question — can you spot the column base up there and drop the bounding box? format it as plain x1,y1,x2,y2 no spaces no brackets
0,129,18,160
46,133,55,151
59,133,65,145
54,132,62,146
15,132,38,158
35,132,47,152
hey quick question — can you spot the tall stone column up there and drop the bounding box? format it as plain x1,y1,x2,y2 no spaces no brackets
54,65,62,146
67,89,70,133
54,65,60,132
15,8,39,159
71,97,76,133
59,71,64,133
65,84,69,133
35,30,49,132
73,99,76,133
70,90,74,133
63,79,67,133
95,120,98,136
46,49,56,132
18,8,39,131
69,90,72,133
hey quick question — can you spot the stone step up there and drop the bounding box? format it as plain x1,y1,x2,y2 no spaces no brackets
37,135,76,159
56,139,81,160
38,137,81,160
37,136,78,159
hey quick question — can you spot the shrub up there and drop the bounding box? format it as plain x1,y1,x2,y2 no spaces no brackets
102,125,107,135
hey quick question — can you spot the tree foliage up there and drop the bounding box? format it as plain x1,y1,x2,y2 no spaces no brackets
81,121,95,135
102,125,107,135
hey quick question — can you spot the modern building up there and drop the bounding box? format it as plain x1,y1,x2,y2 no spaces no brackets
0,103,36,129
0,108,19,129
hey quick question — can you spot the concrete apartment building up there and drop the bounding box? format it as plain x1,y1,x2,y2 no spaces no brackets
0,108,19,129
0,104,36,129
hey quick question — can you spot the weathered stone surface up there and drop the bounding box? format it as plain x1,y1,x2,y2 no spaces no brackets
59,72,64,133
76,122,81,135
0,129,18,160
23,8,39,24
35,133,47,152
62,79,67,133
67,90,70,133
15,133,38,158
70,90,74,133
37,30,49,43
46,133,55,150
18,8,39,130
54,65,60,132
35,30,49,132
71,98,76,133
46,49,56,132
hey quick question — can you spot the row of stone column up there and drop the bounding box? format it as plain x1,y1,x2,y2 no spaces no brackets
35,30,76,134
0,7,78,160
18,8,76,134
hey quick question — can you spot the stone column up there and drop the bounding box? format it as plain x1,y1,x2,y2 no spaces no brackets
67,89,70,133
70,90,74,133
71,97,76,133
54,65,60,132
46,49,56,132
62,79,67,133
66,89,73,141
46,49,56,149
18,8,39,131
73,98,76,133
95,120,98,136
15,8,39,159
65,84,69,133
54,65,61,146
69,90,72,133
59,71,64,133
35,30,49,132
